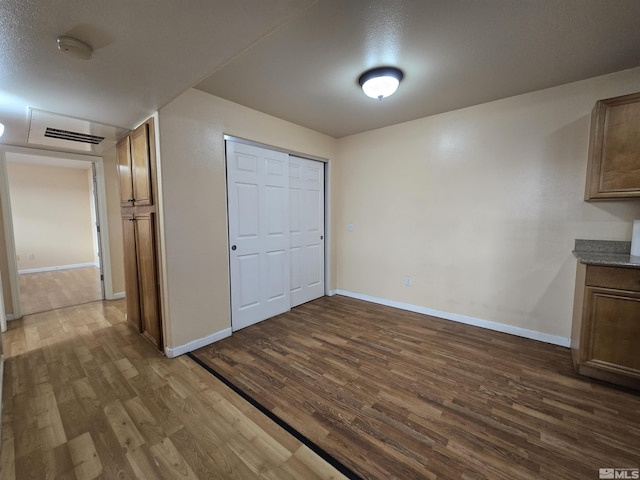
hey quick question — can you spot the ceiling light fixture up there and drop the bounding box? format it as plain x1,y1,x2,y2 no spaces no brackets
0,123,4,138
57,36,93,60
358,66,404,100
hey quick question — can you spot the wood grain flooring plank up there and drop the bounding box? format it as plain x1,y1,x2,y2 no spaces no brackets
0,429,16,480
123,396,166,446
125,443,165,480
192,294,640,480
1,301,342,480
87,414,139,480
41,443,76,480
149,437,199,480
34,383,67,451
14,448,47,480
103,401,146,454
169,427,229,480
68,432,103,480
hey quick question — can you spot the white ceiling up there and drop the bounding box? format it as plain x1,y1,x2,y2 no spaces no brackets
0,0,315,153
1,0,640,150
197,0,640,137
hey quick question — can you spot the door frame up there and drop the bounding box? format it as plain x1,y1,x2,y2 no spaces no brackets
223,135,333,310
0,145,115,320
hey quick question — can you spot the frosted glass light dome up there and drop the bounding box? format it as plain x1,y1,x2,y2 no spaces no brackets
358,67,404,100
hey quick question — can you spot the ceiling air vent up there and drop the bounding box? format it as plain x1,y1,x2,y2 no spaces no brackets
44,127,105,145
28,109,128,154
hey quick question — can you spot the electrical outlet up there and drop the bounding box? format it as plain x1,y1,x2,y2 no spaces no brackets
348,223,354,232
405,277,412,286
29,253,35,260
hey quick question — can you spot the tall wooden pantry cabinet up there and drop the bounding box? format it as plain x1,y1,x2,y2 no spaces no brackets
117,118,163,350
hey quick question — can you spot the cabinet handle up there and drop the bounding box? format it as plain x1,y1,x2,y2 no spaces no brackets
128,198,135,202
129,217,136,222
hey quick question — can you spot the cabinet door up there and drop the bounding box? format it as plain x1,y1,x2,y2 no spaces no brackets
583,286,640,377
134,212,162,348
117,136,134,207
131,123,153,206
585,92,640,199
122,214,141,331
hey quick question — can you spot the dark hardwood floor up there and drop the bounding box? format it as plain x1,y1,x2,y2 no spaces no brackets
192,295,640,480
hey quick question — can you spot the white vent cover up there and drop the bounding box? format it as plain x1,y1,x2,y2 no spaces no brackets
44,127,105,145
28,109,128,154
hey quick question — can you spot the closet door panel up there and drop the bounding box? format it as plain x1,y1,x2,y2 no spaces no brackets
289,156,325,307
227,141,290,331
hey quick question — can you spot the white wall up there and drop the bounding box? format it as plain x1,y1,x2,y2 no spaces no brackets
157,89,336,350
334,67,640,341
7,162,96,271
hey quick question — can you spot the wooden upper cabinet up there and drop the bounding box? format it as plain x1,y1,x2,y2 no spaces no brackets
117,136,133,207
585,91,640,200
116,120,153,207
131,122,153,206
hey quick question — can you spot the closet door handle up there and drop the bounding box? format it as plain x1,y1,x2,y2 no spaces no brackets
231,245,237,251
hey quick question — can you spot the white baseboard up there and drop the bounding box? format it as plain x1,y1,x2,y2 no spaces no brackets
111,292,125,300
165,327,232,358
327,289,337,296
6,314,15,321
335,289,571,348
18,262,98,274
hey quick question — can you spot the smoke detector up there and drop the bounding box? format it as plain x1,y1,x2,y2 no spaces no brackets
57,36,93,60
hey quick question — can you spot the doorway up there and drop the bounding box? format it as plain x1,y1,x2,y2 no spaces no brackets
5,153,104,315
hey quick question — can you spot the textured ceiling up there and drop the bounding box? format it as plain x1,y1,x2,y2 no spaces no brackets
0,0,315,153
2,0,640,152
196,0,640,138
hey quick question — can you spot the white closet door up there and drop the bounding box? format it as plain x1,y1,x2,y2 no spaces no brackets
289,156,325,307
227,141,290,331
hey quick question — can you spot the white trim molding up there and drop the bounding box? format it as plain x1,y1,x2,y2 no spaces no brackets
18,262,98,274
164,328,232,358
335,290,571,347
6,314,15,321
111,292,125,300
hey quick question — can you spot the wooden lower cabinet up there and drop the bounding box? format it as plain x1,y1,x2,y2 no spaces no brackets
571,263,640,389
122,212,162,349
122,215,141,331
